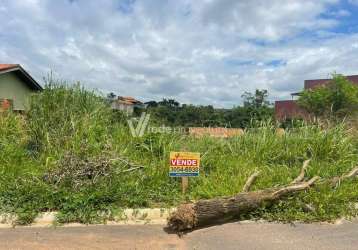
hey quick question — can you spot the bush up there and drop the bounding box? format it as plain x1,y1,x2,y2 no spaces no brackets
298,74,358,119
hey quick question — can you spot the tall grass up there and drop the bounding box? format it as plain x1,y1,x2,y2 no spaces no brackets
27,83,113,157
0,82,357,224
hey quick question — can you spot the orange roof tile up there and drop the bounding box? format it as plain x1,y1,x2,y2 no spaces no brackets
117,96,142,104
0,64,19,71
117,100,135,105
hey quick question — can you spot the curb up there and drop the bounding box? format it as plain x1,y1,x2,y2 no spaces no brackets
0,208,176,228
0,210,351,228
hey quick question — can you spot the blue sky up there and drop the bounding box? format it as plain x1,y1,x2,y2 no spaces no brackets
1,0,358,107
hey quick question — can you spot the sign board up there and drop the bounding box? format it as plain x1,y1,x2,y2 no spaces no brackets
169,151,200,177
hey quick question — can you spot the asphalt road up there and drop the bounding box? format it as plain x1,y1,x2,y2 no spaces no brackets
0,220,357,250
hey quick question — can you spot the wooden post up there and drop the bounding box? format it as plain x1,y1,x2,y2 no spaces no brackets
182,176,189,194
276,128,285,137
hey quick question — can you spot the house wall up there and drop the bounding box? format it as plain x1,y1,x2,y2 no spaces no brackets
275,100,309,121
0,72,33,110
304,75,358,90
119,103,134,114
111,102,134,114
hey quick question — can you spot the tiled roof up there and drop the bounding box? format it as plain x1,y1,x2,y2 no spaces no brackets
117,96,142,105
117,100,136,105
0,64,19,71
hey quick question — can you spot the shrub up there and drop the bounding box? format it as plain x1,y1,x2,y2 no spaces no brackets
298,74,358,119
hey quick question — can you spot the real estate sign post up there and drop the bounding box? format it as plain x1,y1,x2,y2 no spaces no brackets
169,151,200,194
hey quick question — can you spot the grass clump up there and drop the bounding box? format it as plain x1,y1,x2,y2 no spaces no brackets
0,81,357,225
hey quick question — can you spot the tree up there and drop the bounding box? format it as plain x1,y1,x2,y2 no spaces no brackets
241,89,273,124
145,90,274,128
242,89,270,108
107,92,117,100
158,99,180,108
297,74,358,118
144,101,158,108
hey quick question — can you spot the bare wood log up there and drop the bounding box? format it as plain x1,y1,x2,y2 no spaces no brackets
291,159,311,184
168,163,358,232
242,171,260,192
168,176,319,232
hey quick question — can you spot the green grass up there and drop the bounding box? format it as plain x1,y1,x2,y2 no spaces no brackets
0,83,357,224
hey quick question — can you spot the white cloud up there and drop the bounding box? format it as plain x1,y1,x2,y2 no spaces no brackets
198,0,338,41
329,9,350,17
0,0,356,107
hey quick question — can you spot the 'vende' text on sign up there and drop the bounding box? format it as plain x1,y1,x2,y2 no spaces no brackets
169,152,200,177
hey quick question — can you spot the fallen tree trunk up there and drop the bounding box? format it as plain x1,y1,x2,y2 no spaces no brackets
168,161,358,232
168,177,318,231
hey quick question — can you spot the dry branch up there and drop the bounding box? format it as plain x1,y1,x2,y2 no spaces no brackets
242,171,261,192
120,166,145,173
342,166,358,179
44,153,146,188
329,166,358,187
168,160,321,232
291,159,311,184
273,176,319,197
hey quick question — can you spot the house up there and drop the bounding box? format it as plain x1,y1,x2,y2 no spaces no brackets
0,64,42,112
275,75,358,121
110,96,144,115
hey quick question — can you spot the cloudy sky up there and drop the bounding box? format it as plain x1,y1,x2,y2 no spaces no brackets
1,0,358,107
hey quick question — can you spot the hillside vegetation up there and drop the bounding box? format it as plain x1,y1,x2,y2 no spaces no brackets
0,83,357,225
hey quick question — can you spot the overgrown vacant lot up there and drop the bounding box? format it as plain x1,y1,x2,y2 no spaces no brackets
0,84,358,225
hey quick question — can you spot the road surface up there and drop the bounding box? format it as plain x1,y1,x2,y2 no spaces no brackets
0,220,357,249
